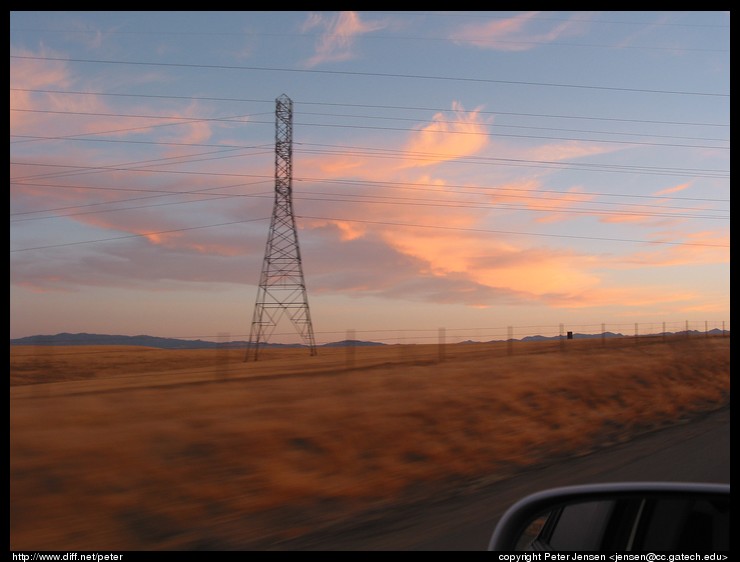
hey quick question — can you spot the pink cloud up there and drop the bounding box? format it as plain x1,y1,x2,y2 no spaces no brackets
10,47,267,262
10,152,269,264
10,48,72,131
302,11,388,67
653,181,692,196
11,47,230,160
449,12,591,51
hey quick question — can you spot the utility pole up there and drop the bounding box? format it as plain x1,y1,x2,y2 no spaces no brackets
245,94,317,361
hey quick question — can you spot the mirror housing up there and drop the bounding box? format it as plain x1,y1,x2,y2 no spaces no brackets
488,482,730,551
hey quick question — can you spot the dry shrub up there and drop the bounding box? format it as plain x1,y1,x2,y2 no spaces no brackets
10,336,730,550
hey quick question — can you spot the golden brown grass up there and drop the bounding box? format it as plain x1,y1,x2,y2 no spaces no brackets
10,336,730,550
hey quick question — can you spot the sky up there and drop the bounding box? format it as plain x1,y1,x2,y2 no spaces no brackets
9,11,730,345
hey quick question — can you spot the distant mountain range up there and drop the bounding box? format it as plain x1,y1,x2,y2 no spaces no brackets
8,332,386,349
9,329,728,349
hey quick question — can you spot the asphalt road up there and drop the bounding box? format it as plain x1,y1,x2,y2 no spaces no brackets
271,405,730,551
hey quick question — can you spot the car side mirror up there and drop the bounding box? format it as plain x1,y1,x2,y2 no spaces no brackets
488,482,730,552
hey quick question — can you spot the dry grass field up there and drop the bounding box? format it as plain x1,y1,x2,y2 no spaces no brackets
10,335,730,550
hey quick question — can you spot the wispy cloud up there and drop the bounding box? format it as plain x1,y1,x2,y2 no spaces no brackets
525,140,616,163
654,181,692,197
10,47,71,131
10,49,220,145
10,47,257,269
614,12,677,50
448,11,592,51
618,229,730,268
301,11,388,67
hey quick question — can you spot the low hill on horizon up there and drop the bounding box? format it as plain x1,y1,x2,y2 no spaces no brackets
9,328,728,349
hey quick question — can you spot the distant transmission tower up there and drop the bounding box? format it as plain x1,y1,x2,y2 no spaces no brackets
245,94,317,361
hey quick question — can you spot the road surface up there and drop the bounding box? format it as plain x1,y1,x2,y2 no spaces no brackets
269,405,730,551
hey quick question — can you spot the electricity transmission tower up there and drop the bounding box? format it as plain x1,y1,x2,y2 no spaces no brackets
245,94,317,361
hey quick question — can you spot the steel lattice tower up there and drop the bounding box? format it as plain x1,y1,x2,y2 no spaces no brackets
245,94,317,361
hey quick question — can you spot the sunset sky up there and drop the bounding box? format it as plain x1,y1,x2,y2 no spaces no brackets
10,11,730,344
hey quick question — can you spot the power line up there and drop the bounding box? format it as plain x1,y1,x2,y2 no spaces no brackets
22,138,735,180
296,215,730,248
368,11,730,29
10,160,274,182
294,146,729,177
10,182,727,223
10,27,729,54
9,205,728,252
10,217,270,252
10,107,265,125
297,110,729,143
292,192,726,221
11,11,730,31
11,148,729,187
11,107,729,150
300,101,728,128
11,106,730,143
12,175,727,216
295,120,729,150
9,104,271,148
10,55,729,97
10,180,273,220
11,116,731,178
11,166,729,209
296,175,728,203
10,149,729,225
11,88,730,127
9,60,729,252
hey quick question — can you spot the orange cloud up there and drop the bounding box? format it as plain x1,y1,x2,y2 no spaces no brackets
401,102,491,168
312,156,365,176
302,193,727,311
599,213,657,225
377,226,601,299
293,108,680,309
304,219,369,242
297,102,491,186
542,284,700,310
615,229,730,268
142,232,175,245
528,188,596,223
368,223,718,313
526,140,617,163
